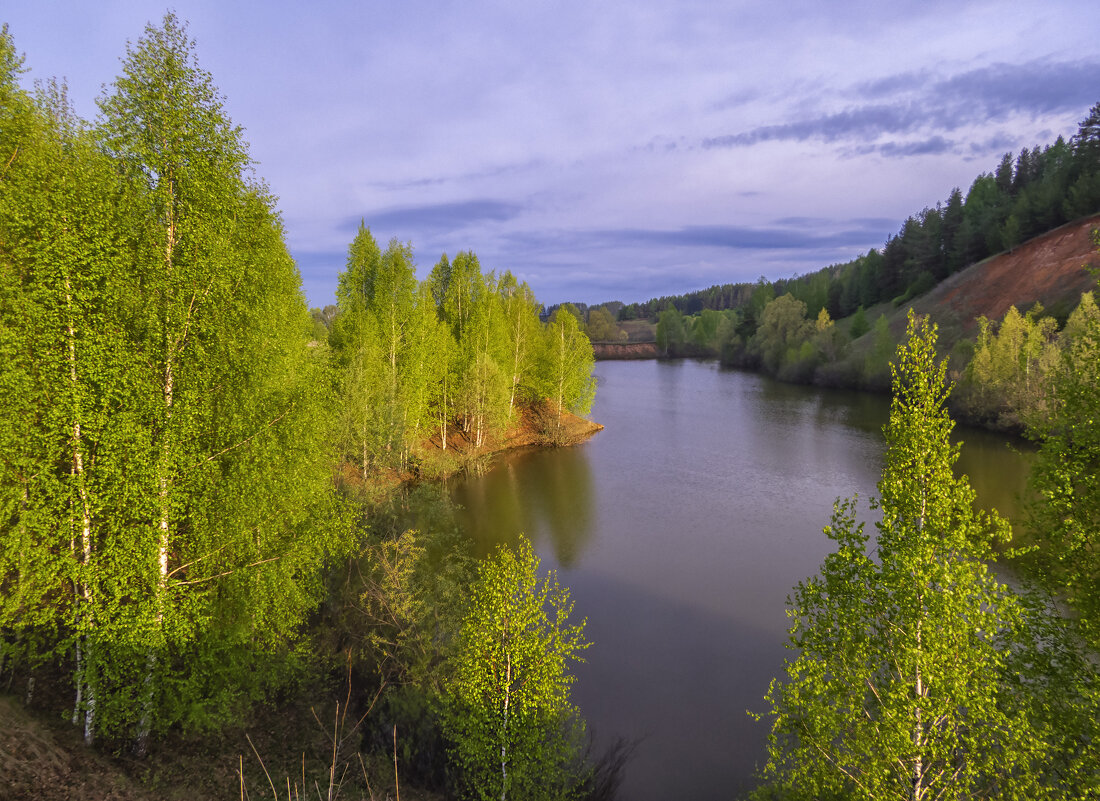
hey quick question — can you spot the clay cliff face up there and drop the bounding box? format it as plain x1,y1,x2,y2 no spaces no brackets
592,341,659,360
910,213,1100,338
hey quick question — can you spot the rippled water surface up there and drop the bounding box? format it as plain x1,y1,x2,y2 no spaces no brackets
448,359,1033,801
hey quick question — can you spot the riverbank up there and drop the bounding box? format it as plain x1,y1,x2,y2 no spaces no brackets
0,687,448,801
336,402,603,501
593,341,659,360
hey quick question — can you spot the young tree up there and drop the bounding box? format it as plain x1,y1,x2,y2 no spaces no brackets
442,537,590,801
813,307,841,363
537,309,596,432
654,306,685,356
584,306,620,343
0,38,136,744
752,293,812,374
498,272,542,416
862,313,895,387
1027,278,1100,646
331,224,385,474
965,304,1059,427
756,311,1041,800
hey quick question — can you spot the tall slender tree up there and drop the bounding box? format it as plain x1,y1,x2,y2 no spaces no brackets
756,311,1042,800
1027,275,1100,646
0,34,136,744
92,13,343,749
537,309,595,432
498,271,541,416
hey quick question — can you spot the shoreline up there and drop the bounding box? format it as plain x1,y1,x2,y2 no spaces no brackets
336,404,604,499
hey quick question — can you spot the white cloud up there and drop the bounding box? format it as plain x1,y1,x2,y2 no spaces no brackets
5,0,1097,306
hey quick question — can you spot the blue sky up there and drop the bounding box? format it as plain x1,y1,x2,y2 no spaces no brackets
4,1,1098,308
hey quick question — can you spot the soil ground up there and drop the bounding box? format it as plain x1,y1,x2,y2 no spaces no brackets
592,341,659,360
0,695,153,801
910,214,1100,348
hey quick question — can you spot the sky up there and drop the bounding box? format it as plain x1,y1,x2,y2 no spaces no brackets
4,1,1099,309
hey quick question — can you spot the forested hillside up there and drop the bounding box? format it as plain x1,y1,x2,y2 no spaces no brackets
589,103,1100,431
614,101,1100,329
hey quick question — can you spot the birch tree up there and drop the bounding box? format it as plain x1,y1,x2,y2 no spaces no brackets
1027,281,1100,647
331,223,385,475
756,311,1043,800
0,37,134,744
498,271,541,416
442,537,589,801
537,309,595,432
94,13,343,750
464,272,511,448
332,229,432,469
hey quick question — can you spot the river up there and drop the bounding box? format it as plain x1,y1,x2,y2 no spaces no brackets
447,359,1033,801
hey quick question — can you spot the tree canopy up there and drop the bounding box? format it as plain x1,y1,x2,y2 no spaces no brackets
756,312,1043,800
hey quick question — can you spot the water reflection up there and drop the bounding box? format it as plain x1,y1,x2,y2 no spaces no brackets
954,427,1034,522
448,444,595,566
447,360,1035,801
751,369,1035,524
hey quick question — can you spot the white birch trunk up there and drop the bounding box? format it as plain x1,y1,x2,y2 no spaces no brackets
500,650,510,801
137,189,177,757
66,277,96,745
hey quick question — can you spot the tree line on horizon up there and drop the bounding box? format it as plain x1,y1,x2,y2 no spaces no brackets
610,101,1100,329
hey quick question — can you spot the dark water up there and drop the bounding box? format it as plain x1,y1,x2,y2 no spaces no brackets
447,359,1033,801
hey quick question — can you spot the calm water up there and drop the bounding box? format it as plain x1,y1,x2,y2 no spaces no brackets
448,359,1033,801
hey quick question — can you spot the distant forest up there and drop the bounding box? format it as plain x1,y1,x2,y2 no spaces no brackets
607,103,1100,326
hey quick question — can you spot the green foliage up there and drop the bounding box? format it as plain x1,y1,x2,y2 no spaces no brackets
330,235,595,464
537,309,596,432
962,304,1059,428
812,308,842,363
442,537,590,801
751,293,815,377
584,306,621,342
498,272,543,414
341,502,476,693
0,15,351,750
848,305,869,338
654,306,685,355
1026,281,1100,646
860,313,895,387
331,227,437,470
757,311,1042,800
